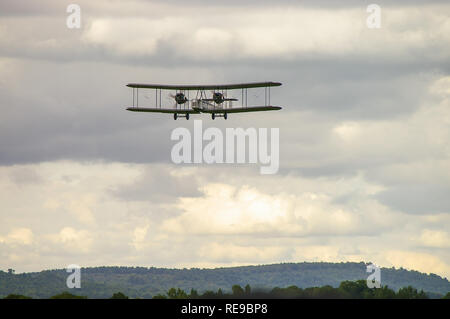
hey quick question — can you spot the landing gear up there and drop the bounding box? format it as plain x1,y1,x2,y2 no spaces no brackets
174,113,190,120
211,113,227,120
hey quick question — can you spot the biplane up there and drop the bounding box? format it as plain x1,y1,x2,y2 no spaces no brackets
126,82,282,120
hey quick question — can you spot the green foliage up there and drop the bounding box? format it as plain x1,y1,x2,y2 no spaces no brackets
271,285,303,298
151,282,430,299
232,284,245,296
110,292,129,299
0,277,441,299
199,290,217,298
307,285,344,299
189,289,199,298
3,294,32,299
167,288,188,299
338,280,371,298
50,292,87,299
396,286,428,299
244,284,251,295
1,262,449,298
372,286,397,299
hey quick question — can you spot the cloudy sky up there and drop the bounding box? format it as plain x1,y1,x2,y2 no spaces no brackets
0,0,449,279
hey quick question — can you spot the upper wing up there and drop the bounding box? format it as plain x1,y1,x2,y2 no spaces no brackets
126,107,200,114
200,106,282,114
126,82,282,90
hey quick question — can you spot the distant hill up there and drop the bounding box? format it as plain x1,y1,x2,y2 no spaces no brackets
1,262,449,298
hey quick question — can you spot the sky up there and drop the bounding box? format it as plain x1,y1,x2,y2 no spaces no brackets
0,0,449,279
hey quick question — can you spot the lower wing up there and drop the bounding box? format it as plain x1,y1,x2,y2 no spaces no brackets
201,98,239,102
126,107,200,114
200,106,282,113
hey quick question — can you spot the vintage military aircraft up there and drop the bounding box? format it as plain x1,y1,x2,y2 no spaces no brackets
126,82,282,120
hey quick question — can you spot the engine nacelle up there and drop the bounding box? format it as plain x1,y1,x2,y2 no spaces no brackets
174,92,188,104
212,92,225,104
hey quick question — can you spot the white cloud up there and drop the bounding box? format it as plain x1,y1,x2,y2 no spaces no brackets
77,6,449,61
4,4,448,63
0,161,448,278
47,227,93,253
384,250,450,277
0,1,450,281
0,228,34,245
418,229,450,248
333,122,362,142
161,180,396,237
199,242,288,263
131,224,150,251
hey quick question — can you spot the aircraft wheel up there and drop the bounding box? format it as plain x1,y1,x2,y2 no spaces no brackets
212,113,215,120
174,113,177,120
224,112,227,120
186,113,189,120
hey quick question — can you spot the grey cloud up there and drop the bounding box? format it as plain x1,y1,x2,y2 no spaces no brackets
7,166,43,185
0,56,443,165
111,165,202,202
1,0,447,17
1,0,450,279
0,0,448,229
376,184,450,215
0,0,65,16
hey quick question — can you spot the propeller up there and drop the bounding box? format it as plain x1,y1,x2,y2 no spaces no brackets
169,93,177,109
210,90,228,104
169,91,189,109
213,90,237,108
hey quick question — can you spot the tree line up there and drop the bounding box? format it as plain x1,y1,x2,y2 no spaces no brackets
3,280,450,299
3,263,449,298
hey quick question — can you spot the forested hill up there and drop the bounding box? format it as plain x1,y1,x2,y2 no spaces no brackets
1,262,449,299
